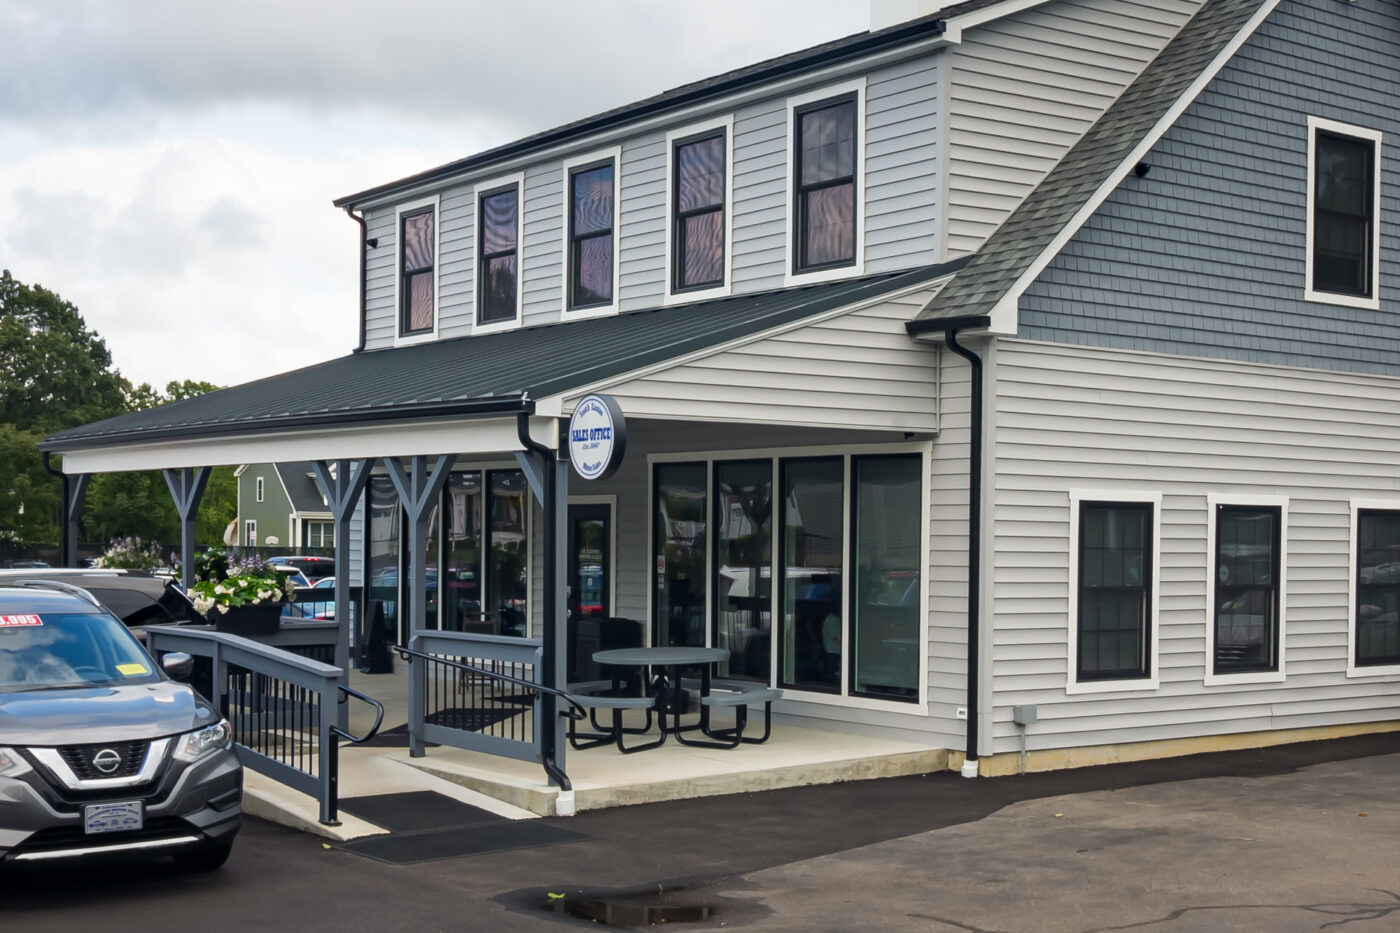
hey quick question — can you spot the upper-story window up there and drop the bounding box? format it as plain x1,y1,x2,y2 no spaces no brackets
1306,117,1381,310
565,149,619,313
673,131,726,292
255,476,264,503
396,196,439,339
475,174,524,329
788,80,865,282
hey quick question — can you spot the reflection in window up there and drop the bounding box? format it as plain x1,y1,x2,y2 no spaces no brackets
400,208,434,334
1213,505,1280,674
440,472,484,634
488,470,529,638
795,96,856,272
366,476,401,643
713,460,772,681
478,186,519,325
673,132,725,291
851,455,920,699
1077,503,1152,681
780,458,843,693
569,162,614,309
1313,131,1375,298
1356,509,1400,666
654,462,707,647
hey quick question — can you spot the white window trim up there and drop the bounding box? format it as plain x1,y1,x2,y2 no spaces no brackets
1347,498,1400,678
393,194,442,346
1066,490,1162,695
663,115,734,305
472,171,527,334
561,146,623,319
1304,116,1382,311
255,476,264,503
244,520,257,547
784,77,867,287
1204,493,1288,686
646,440,931,716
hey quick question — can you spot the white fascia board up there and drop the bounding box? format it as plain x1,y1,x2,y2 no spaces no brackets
57,415,560,475
987,0,1282,335
537,273,957,415
938,0,1055,44
271,463,296,514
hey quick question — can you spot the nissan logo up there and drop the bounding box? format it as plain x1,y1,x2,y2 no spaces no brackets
92,749,122,774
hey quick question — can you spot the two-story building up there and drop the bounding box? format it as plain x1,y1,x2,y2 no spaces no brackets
233,462,334,551
41,0,1400,780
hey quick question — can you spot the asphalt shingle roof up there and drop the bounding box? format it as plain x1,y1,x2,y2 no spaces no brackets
274,462,329,513
43,260,968,452
915,0,1269,324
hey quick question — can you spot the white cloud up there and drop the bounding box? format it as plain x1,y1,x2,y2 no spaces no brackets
0,0,872,390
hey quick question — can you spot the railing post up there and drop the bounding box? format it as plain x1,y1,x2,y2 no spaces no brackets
212,640,228,720
319,672,339,825
408,634,426,758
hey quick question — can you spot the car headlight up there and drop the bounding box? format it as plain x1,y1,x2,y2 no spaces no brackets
0,746,31,777
173,721,233,763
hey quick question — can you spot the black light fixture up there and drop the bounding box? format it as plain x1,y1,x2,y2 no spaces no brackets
365,237,379,249
1134,162,1151,178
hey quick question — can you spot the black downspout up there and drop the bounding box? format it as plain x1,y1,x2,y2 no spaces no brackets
345,208,369,353
516,410,571,794
944,329,982,777
40,452,69,567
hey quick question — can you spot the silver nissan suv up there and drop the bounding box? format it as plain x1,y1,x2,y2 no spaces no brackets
0,583,241,869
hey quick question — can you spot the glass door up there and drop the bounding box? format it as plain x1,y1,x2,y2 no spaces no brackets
567,503,613,683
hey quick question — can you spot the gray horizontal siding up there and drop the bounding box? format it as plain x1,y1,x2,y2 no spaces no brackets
987,339,1400,756
362,207,397,349
946,0,1200,256
1020,0,1400,377
522,165,564,326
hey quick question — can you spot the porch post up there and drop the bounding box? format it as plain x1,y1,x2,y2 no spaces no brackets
162,467,211,591
312,458,374,728
63,473,91,568
384,456,452,638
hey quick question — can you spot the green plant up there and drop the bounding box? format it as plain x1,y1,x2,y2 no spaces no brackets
95,536,165,571
187,548,292,615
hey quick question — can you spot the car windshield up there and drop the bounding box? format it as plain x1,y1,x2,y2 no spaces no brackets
0,612,161,692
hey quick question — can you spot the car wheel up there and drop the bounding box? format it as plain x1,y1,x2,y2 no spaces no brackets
175,839,234,872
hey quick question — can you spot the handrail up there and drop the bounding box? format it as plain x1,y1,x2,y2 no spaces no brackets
331,684,384,743
393,644,583,791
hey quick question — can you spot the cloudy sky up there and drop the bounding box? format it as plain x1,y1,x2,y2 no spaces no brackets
0,0,869,391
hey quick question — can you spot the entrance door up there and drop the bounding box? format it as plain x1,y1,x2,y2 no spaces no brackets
567,503,612,684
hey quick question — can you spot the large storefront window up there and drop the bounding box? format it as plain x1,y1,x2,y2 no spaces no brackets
713,460,772,681
850,454,920,699
779,458,844,694
439,472,483,633
654,462,707,647
366,475,401,641
488,470,529,638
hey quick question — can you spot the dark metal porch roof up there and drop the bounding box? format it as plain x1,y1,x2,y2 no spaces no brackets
42,260,966,453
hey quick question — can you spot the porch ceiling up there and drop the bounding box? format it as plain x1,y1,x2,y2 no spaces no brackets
44,262,964,473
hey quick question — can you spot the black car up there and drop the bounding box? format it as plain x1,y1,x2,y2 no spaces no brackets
0,570,203,629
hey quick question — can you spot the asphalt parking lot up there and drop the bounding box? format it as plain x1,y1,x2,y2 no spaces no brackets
8,732,1400,932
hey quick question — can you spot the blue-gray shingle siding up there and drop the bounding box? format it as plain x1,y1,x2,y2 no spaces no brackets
1019,0,1400,375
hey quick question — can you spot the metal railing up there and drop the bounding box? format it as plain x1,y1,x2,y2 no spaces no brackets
395,630,586,791
145,625,382,825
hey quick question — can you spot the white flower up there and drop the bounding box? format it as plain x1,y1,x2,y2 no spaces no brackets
215,604,229,614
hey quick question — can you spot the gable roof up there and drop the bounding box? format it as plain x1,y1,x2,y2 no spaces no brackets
42,259,967,453
910,0,1275,332
334,0,1051,209
273,462,329,514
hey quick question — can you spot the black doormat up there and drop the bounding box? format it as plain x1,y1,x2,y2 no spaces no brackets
348,706,523,748
340,821,586,864
338,791,505,833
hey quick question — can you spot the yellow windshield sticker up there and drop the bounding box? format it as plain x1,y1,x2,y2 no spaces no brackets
116,663,149,676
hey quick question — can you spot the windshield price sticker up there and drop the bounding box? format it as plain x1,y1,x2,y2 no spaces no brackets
117,663,149,677
0,615,42,627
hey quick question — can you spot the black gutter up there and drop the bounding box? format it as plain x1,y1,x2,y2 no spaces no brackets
909,317,988,777
333,18,947,209
516,409,570,794
39,395,532,453
40,452,69,567
345,208,369,353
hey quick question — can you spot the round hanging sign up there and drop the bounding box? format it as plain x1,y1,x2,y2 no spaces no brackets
568,394,627,481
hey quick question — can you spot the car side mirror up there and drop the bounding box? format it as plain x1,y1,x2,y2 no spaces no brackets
161,651,194,680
